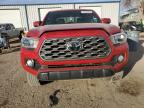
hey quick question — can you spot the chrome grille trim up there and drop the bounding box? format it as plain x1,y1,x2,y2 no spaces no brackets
39,36,111,61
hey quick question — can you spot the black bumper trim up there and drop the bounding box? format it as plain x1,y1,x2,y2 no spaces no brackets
38,69,114,81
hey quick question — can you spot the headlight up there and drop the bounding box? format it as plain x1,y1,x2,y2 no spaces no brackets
21,37,38,49
110,33,127,44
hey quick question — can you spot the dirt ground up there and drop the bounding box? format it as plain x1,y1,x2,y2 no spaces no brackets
0,34,144,108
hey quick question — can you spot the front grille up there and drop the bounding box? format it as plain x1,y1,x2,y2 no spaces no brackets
39,36,111,61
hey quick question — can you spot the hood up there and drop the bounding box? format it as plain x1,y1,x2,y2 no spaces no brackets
27,23,121,38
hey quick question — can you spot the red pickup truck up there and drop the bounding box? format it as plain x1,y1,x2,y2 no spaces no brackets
21,9,129,86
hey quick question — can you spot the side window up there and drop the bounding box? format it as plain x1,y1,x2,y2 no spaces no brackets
6,25,11,30
56,18,65,24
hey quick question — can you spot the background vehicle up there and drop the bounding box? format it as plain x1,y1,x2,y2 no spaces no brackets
0,23,24,53
0,35,10,53
120,0,144,51
119,21,143,51
120,21,144,32
21,9,129,86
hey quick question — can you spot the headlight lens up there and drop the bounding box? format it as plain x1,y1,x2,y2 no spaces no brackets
21,37,38,49
110,33,127,44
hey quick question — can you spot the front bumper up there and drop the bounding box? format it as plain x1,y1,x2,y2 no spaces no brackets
21,42,129,81
21,29,129,81
38,68,114,81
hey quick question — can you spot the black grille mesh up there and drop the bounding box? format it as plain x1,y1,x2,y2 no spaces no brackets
39,36,111,60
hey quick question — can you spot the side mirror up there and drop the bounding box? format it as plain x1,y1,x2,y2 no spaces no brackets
101,18,111,24
33,21,42,27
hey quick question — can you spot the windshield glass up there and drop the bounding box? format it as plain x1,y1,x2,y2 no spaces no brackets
43,10,101,25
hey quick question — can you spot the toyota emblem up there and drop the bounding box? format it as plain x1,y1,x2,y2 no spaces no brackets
67,41,82,51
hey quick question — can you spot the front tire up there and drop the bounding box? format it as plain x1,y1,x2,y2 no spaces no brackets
0,48,2,53
18,34,22,40
19,32,24,40
127,38,139,52
126,31,140,52
3,37,10,49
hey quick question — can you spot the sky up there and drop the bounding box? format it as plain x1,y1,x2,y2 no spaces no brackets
0,0,120,5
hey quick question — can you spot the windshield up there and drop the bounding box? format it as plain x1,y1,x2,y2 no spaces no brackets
43,10,101,25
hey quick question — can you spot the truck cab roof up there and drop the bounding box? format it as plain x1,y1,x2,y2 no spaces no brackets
0,23,13,25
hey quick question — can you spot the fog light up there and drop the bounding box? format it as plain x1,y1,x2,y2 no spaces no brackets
26,59,34,68
118,55,124,63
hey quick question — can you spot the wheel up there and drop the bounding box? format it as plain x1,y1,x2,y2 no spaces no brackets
0,48,2,53
18,32,24,40
18,34,22,40
3,37,10,49
123,46,141,78
26,72,41,86
126,31,140,52
127,38,139,52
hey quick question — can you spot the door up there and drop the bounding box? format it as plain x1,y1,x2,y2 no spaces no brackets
10,24,20,37
6,24,19,38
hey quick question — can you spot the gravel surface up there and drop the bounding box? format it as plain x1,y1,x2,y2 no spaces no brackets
0,37,144,108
